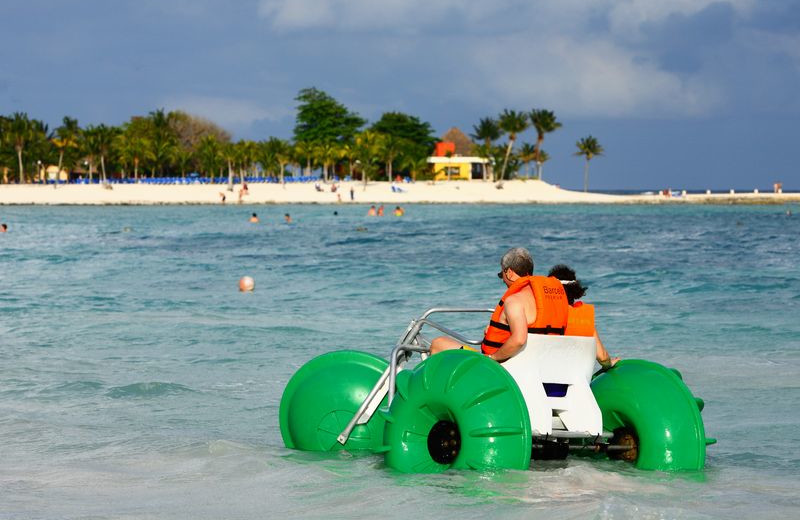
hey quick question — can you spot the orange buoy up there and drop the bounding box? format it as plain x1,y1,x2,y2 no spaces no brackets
239,276,255,292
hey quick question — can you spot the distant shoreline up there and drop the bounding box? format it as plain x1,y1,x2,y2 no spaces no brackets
1,180,798,205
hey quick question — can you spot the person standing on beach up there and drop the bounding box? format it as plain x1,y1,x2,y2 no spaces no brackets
350,186,355,201
430,247,569,363
548,264,619,369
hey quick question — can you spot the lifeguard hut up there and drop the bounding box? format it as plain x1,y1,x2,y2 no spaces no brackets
428,127,488,181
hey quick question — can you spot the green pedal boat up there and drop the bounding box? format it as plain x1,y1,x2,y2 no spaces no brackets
280,308,715,473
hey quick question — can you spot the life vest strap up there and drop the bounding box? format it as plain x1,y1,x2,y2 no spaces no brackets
489,320,510,332
528,325,566,335
481,338,504,348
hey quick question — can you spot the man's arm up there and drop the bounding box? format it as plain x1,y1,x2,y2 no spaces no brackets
488,295,528,362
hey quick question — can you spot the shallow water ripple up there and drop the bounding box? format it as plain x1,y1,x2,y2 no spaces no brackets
1,203,798,518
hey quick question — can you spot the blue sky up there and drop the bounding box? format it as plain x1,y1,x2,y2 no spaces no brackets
2,0,799,190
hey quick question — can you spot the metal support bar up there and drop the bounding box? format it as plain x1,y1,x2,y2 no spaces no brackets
337,307,493,445
336,365,391,446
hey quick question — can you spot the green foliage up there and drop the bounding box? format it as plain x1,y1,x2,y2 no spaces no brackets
471,117,501,147
574,135,604,160
353,130,383,184
529,109,561,179
294,87,365,144
497,109,528,181
53,116,82,174
116,124,153,180
0,99,594,186
369,111,436,160
498,109,529,139
575,135,604,192
196,135,223,178
518,142,537,177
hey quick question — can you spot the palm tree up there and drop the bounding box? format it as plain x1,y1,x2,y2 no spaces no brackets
221,142,236,191
354,131,383,190
196,135,222,180
94,124,119,184
574,135,604,192
149,137,175,178
471,117,500,180
80,125,102,183
314,141,339,181
115,130,152,181
294,141,314,177
53,116,81,182
171,146,194,179
338,141,358,180
399,154,430,181
6,112,33,183
497,109,529,182
241,140,258,181
529,109,562,180
255,139,277,178
27,119,53,183
270,138,292,187
147,108,178,176
518,142,537,178
377,134,405,182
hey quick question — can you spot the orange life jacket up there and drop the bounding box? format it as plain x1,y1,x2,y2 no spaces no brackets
565,301,596,337
481,275,569,355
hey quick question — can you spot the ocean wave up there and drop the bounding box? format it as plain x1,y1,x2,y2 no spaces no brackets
106,382,195,399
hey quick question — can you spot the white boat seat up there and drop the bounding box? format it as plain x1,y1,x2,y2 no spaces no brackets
501,334,602,437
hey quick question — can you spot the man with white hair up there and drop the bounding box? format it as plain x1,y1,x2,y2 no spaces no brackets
430,247,570,362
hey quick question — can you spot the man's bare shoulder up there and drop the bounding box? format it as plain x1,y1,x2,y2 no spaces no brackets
505,287,533,303
504,289,533,306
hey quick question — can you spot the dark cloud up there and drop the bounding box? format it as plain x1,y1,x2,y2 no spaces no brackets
639,2,737,74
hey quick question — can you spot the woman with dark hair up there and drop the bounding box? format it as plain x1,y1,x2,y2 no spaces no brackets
548,264,619,369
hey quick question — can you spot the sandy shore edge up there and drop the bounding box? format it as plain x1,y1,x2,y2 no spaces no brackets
1,180,798,205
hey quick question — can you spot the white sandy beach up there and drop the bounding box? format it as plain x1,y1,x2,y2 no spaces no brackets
0,180,797,205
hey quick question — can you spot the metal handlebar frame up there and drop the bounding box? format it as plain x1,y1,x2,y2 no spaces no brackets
387,308,492,405
336,307,491,446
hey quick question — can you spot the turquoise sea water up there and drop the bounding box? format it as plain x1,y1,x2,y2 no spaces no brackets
1,204,799,519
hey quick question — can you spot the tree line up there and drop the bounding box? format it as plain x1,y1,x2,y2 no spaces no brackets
0,87,604,191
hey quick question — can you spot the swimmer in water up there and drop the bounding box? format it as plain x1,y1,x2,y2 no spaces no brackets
393,206,404,216
367,205,376,216
249,213,259,223
284,213,292,223
1,223,7,232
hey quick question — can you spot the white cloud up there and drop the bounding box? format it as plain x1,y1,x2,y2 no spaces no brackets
606,0,757,38
470,35,723,118
257,0,493,30
255,0,768,118
161,95,289,130
257,0,755,33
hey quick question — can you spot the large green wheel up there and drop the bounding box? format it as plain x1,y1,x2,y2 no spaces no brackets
591,359,710,471
279,350,388,452
383,350,531,473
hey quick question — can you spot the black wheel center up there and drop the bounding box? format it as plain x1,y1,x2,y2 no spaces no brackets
610,427,639,462
427,420,461,465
